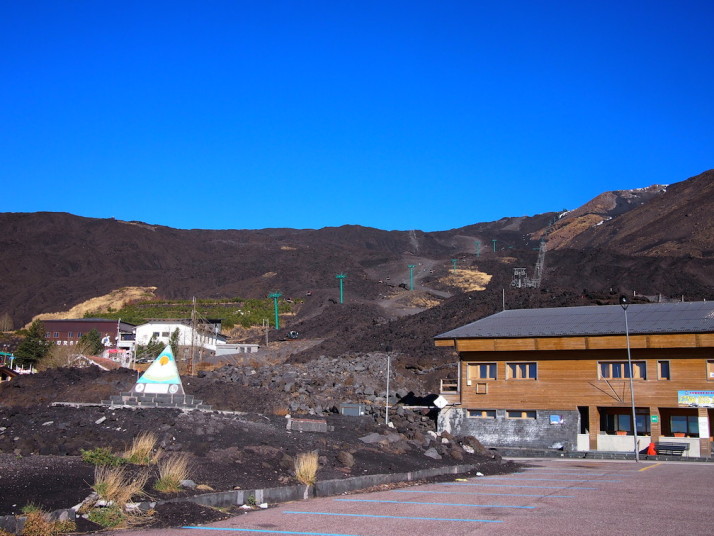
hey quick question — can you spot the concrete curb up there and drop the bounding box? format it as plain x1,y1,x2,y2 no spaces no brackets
1,462,484,534
152,462,483,509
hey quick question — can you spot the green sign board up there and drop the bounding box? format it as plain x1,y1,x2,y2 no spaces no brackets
650,415,659,424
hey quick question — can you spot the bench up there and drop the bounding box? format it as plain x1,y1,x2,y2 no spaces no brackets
655,442,690,456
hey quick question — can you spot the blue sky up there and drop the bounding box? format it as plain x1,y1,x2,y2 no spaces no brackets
1,1,712,231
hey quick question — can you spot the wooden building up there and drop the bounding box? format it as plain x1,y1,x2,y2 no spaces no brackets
42,318,137,353
434,302,714,457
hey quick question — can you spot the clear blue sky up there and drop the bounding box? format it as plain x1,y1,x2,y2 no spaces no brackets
1,1,712,231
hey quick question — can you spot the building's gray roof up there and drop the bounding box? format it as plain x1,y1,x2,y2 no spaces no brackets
435,302,714,340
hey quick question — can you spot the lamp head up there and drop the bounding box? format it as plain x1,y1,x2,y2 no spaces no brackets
619,295,629,310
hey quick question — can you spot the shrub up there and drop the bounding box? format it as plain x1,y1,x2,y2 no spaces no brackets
87,505,125,528
124,432,161,465
294,451,319,486
81,447,126,467
154,453,190,493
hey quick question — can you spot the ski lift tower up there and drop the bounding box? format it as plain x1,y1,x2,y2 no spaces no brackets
268,292,282,329
336,273,347,304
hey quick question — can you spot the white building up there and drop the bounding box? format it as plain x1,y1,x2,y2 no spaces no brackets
135,319,227,355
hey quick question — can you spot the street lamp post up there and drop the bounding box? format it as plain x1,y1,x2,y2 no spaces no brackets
619,296,640,462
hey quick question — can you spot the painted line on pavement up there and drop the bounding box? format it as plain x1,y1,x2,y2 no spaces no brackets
442,483,596,490
282,511,503,523
334,499,535,509
182,527,363,536
395,490,573,498
484,477,622,482
639,463,662,472
514,471,608,476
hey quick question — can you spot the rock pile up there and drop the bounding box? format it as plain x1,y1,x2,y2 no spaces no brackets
203,352,430,415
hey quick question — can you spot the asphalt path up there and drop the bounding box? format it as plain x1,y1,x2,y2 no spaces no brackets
107,458,714,536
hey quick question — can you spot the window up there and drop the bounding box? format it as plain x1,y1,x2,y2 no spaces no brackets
161,332,169,337
601,408,650,435
707,361,714,380
53,332,59,338
466,362,496,384
658,361,670,380
506,362,537,380
599,361,646,379
468,409,496,418
671,415,698,437
507,410,536,419
45,332,51,338
68,331,73,338
77,332,82,338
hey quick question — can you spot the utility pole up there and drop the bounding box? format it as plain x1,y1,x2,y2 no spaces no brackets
451,259,458,272
268,292,282,329
188,297,196,376
492,239,497,252
336,273,347,304
407,264,416,290
385,345,392,426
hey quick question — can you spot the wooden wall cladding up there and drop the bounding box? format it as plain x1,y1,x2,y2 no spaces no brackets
457,347,714,411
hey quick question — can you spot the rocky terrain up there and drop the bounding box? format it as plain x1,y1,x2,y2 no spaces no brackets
0,168,712,532
0,367,516,532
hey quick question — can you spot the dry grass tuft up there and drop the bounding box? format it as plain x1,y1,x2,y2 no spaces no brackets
124,432,161,465
92,466,149,506
154,453,191,493
294,451,319,486
20,508,76,536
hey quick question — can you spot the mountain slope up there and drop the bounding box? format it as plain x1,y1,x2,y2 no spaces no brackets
1,169,712,330
555,169,714,256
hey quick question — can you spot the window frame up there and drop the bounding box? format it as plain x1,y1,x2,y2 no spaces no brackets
598,360,647,380
506,361,537,380
465,362,497,384
506,410,536,419
670,415,699,437
657,360,671,380
707,360,714,381
467,409,496,419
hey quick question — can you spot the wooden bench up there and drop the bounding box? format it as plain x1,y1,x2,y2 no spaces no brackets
655,442,690,456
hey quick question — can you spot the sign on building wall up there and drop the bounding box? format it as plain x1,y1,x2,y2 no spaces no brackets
678,391,714,407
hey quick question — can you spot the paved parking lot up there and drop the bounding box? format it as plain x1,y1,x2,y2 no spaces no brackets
113,458,714,536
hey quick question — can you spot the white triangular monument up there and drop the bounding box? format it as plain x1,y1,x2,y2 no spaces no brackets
133,344,185,395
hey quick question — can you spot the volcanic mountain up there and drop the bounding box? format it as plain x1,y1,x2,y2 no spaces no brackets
1,169,712,370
